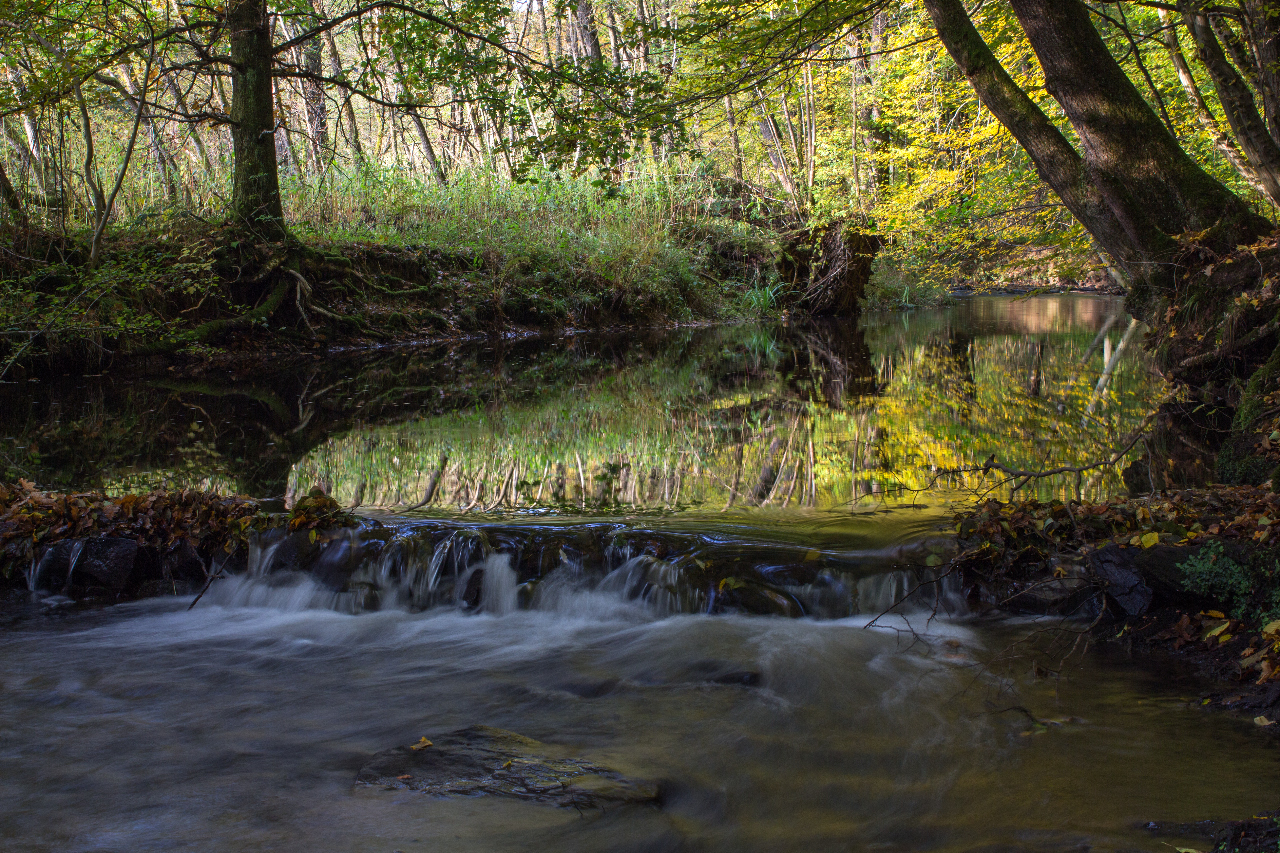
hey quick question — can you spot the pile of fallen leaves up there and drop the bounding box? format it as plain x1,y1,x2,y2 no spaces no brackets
0,480,356,580
955,485,1280,574
1150,610,1280,690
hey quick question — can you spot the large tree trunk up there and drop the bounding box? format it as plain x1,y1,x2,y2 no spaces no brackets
1009,0,1270,312
1009,0,1263,237
228,0,287,240
1178,0,1280,206
921,0,1166,274
923,0,1270,320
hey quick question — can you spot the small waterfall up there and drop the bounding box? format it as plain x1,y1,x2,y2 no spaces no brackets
479,555,518,615
247,538,285,577
194,519,967,621
25,553,40,592
26,539,87,593
64,540,85,591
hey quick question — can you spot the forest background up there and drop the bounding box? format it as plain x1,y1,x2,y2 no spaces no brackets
0,0,1272,364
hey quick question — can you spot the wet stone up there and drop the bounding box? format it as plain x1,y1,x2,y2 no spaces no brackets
356,725,658,808
1088,546,1153,616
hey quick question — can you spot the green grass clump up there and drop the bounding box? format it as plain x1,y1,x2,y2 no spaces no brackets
284,166,778,323
1180,540,1280,623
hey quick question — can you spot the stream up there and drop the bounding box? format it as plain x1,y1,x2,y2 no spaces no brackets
4,296,1277,852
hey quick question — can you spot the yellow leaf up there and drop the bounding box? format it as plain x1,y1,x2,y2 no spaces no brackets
1262,619,1280,637
1254,716,1276,727
1204,610,1226,619
1140,532,1159,549
410,737,433,751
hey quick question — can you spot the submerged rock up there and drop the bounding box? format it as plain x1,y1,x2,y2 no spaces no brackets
356,725,658,808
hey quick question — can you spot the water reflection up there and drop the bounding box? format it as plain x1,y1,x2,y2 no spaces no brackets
0,295,1160,507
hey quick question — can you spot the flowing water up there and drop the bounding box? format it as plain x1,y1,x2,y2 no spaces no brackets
4,296,1274,852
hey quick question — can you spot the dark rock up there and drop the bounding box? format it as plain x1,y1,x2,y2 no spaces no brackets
308,532,384,590
461,566,484,608
1088,547,1153,616
552,679,618,698
710,670,761,687
1211,810,1280,853
356,725,658,808
32,537,140,594
162,541,206,587
73,537,139,592
1001,575,1098,615
1085,543,1208,610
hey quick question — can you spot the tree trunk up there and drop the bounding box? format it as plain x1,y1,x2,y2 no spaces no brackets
1158,10,1270,202
1008,0,1264,241
228,0,287,240
0,160,25,225
1178,1,1280,207
923,0,1270,318
312,0,365,168
576,0,605,65
301,38,329,172
118,62,180,200
921,0,1162,272
724,94,743,181
1240,0,1280,142
167,76,216,175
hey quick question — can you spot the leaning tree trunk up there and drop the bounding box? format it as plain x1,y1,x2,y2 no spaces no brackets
228,0,287,241
923,0,1270,322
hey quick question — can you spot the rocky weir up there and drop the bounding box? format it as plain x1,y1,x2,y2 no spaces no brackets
0,481,965,621
186,514,965,620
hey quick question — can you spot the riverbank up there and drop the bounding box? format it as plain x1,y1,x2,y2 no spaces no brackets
0,216,776,378
0,481,356,602
952,486,1280,731
0,182,1120,379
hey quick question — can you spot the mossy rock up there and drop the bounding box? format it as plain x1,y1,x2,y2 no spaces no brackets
356,725,659,808
1215,434,1274,485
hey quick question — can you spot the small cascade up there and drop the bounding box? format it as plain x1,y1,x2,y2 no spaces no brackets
478,555,519,615
64,540,85,591
25,553,39,592
194,517,966,622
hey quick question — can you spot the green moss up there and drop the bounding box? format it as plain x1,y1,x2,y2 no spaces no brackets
1215,436,1274,485
1235,340,1280,432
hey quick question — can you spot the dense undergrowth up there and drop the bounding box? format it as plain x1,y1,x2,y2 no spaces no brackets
0,170,791,373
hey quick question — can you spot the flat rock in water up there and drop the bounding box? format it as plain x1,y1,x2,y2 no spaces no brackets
356,725,658,808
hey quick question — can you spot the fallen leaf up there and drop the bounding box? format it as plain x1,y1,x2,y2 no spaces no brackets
1140,531,1159,549
1254,716,1276,727
410,737,433,751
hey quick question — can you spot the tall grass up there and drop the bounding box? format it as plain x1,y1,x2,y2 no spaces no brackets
281,164,778,318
